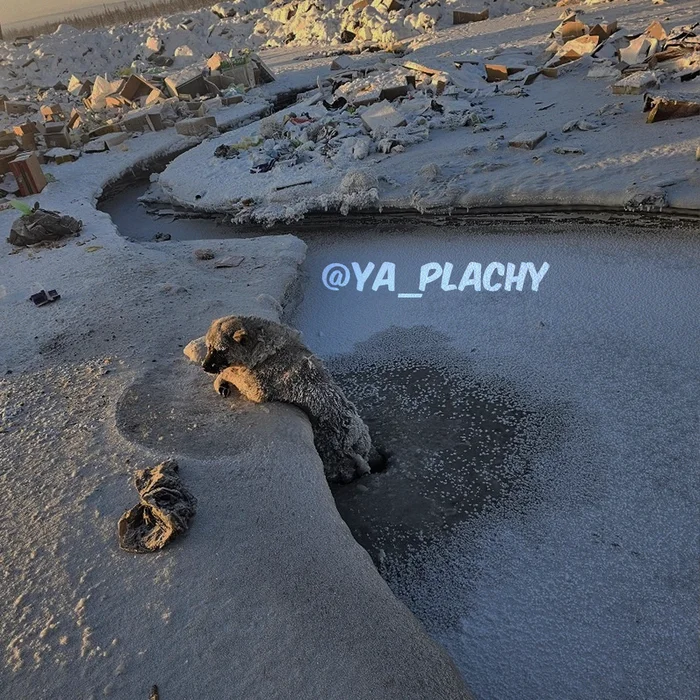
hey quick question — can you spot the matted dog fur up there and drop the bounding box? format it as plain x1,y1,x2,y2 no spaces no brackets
202,315,384,483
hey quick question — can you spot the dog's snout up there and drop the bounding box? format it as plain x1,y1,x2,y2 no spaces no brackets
202,350,225,374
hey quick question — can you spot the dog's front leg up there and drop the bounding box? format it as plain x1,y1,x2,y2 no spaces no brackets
213,366,264,403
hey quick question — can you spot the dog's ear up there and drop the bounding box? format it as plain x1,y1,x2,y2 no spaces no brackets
233,329,247,344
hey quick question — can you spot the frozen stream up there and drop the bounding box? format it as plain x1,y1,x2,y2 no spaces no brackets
101,187,699,700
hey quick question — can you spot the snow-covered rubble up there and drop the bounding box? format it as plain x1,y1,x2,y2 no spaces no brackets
156,8,700,222
0,0,562,93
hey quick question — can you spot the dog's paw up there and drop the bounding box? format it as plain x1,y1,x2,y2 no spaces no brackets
213,375,232,397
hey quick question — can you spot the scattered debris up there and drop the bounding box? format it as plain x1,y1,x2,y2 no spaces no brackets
509,131,547,149
8,206,83,247
30,289,61,306
118,459,197,553
153,232,172,242
643,93,700,123
214,255,245,268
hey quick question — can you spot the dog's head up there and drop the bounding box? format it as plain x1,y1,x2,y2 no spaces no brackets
202,315,293,374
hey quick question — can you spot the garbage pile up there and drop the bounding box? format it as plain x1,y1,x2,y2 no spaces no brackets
8,203,83,247
0,47,275,198
0,0,554,96
470,14,700,126
213,54,488,176
539,16,700,122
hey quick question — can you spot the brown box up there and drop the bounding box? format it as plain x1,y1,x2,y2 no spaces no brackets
207,52,231,72
67,75,94,96
4,101,32,116
13,122,39,150
453,8,489,24
485,64,509,82
43,122,71,149
67,108,84,130
87,123,123,139
221,94,244,106
558,20,586,42
122,112,152,132
589,21,618,41
40,104,64,122
119,74,159,103
146,108,166,131
9,152,47,196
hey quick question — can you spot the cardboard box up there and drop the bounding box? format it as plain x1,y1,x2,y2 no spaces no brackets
221,94,244,106
67,75,94,96
122,112,152,132
453,8,489,24
145,88,166,107
67,108,84,130
13,122,39,150
361,100,406,133
556,20,586,42
146,108,166,131
207,52,232,72
87,123,123,139
40,104,65,122
4,101,32,116
9,152,47,196
485,64,509,82
119,74,159,103
165,67,212,98
43,122,71,149
105,95,131,109
588,21,618,41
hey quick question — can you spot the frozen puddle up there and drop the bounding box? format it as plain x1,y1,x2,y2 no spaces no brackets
102,185,699,700
326,326,563,562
